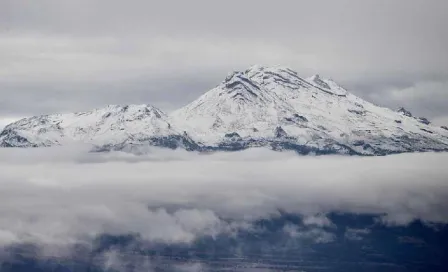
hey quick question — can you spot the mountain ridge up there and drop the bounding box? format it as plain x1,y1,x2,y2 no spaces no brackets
1,65,448,155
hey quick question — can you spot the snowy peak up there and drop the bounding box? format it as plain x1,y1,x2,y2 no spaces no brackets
177,66,297,117
245,65,311,91
242,65,348,97
244,65,299,80
308,74,328,88
171,65,448,154
220,71,264,104
307,74,348,96
170,67,296,143
0,104,180,147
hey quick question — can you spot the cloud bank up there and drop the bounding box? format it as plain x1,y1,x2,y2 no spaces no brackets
0,147,447,252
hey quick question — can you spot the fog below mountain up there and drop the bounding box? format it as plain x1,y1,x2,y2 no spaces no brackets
0,147,447,252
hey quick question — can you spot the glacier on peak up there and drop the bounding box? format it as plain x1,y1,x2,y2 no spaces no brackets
1,65,448,155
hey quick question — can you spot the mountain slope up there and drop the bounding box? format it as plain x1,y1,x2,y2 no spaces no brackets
171,65,448,155
0,104,197,150
170,70,298,145
1,65,448,155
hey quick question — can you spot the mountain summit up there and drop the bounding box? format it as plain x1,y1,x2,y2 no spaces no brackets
1,66,448,155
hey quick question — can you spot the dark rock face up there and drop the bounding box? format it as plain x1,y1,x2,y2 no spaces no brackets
0,129,37,147
275,126,288,138
417,117,431,125
284,113,308,124
421,128,434,134
348,109,366,116
398,107,413,117
397,108,432,125
224,132,242,140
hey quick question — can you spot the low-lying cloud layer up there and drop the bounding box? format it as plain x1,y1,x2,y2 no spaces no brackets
0,147,447,251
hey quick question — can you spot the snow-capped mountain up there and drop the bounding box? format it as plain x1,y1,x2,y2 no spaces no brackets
171,65,448,154
1,65,448,155
0,104,197,151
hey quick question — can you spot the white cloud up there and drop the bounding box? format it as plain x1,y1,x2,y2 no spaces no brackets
302,214,335,228
344,228,371,241
0,147,447,252
283,224,336,244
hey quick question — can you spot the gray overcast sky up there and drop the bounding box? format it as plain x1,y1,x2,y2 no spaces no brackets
1,0,447,126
